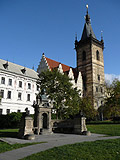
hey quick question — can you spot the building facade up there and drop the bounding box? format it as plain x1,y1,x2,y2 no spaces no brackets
0,59,39,114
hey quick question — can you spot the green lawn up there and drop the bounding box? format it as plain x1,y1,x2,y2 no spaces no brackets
87,124,120,136
0,129,46,153
21,138,120,160
0,124,120,155
0,128,19,138
0,141,46,153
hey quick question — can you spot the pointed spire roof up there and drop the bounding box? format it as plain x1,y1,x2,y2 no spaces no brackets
81,5,96,41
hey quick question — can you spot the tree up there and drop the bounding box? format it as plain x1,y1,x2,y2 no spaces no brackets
38,69,78,119
38,69,96,119
64,89,96,119
103,79,120,118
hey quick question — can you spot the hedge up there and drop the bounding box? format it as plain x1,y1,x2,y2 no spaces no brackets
0,112,22,129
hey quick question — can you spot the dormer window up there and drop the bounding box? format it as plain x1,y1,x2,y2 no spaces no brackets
96,50,100,61
82,51,86,61
21,68,26,74
3,61,8,69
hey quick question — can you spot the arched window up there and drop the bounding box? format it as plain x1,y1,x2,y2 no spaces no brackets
96,50,100,61
82,51,86,61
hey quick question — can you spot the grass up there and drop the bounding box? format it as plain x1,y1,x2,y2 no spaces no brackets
0,129,46,153
0,141,46,153
0,128,19,138
21,138,120,160
87,124,120,136
0,124,120,155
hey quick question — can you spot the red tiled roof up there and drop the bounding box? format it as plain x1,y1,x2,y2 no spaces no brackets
45,57,70,72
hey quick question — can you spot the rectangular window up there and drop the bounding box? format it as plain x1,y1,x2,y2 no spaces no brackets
0,109,3,115
6,109,10,114
98,75,100,81
1,77,5,84
27,94,30,101
7,91,11,99
19,81,22,88
8,79,12,86
1,90,4,98
96,87,98,92
18,92,22,100
28,83,31,89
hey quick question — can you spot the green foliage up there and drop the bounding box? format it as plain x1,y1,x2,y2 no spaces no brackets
103,79,120,118
0,112,22,129
22,139,120,160
38,69,80,119
80,97,97,119
38,69,96,119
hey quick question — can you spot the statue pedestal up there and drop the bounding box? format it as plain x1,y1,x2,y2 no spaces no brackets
40,128,53,135
18,114,34,139
74,116,91,135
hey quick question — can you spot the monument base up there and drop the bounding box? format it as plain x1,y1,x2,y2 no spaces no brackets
40,129,53,135
24,134,35,140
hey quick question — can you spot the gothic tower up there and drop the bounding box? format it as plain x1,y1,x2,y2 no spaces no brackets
75,5,105,109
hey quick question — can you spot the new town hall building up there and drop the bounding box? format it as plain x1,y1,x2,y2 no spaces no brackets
0,7,105,115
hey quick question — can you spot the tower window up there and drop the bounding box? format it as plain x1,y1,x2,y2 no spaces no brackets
1,77,5,84
83,75,87,91
82,51,86,61
96,50,100,61
101,87,103,93
96,87,98,92
8,79,12,86
98,75,100,81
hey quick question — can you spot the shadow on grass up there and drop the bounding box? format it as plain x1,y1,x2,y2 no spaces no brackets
0,131,18,138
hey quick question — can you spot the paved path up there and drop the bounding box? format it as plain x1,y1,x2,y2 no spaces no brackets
0,133,120,160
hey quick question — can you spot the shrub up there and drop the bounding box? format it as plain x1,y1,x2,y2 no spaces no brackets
0,112,22,129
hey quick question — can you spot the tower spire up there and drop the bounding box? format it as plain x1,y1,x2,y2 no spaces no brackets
81,5,96,41
86,5,88,14
75,32,77,41
85,5,90,24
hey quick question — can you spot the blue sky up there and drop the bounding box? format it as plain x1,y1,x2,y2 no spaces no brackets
0,0,120,80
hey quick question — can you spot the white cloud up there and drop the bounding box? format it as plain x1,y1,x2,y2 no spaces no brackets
105,74,120,84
